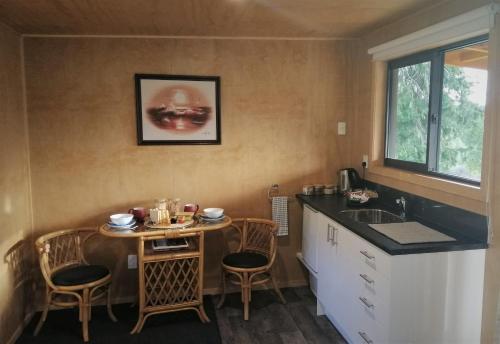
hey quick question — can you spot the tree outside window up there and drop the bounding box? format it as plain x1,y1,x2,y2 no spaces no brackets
385,36,488,184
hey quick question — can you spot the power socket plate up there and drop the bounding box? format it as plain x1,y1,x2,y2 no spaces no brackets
362,154,368,168
127,254,137,269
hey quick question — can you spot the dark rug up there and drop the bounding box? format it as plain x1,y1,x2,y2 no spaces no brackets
17,296,221,344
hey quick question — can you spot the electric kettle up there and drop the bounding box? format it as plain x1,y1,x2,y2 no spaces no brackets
338,168,363,192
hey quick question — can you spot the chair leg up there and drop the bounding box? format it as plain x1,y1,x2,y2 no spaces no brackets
88,301,92,321
216,270,226,309
81,288,90,342
131,313,145,334
107,285,118,322
270,273,286,304
199,304,211,323
34,289,51,336
243,272,250,320
248,282,252,303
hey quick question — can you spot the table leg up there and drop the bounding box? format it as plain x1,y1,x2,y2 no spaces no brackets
131,237,146,334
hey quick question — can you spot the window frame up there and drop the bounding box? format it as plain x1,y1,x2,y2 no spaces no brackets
384,34,489,186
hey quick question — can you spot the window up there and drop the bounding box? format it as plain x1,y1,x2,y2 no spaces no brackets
385,35,488,184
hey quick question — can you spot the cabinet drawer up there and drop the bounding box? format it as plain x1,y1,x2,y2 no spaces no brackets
351,304,389,344
353,292,390,327
350,233,392,280
352,261,391,310
327,218,392,280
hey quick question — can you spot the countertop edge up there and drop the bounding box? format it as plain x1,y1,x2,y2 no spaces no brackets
296,194,488,256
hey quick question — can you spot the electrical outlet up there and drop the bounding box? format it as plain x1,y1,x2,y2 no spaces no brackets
127,254,137,269
362,154,369,168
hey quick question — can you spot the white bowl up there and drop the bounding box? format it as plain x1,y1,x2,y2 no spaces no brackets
110,213,134,225
203,208,224,219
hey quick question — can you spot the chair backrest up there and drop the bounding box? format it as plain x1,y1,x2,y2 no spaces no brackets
35,227,97,288
229,218,279,267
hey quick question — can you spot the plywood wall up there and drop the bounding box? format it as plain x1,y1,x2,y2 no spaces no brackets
23,37,353,300
350,0,500,340
351,0,492,214
0,23,33,344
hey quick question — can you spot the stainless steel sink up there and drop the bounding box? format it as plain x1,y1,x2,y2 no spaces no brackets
339,209,404,224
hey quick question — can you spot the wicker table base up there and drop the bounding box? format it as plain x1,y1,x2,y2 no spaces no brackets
99,217,231,334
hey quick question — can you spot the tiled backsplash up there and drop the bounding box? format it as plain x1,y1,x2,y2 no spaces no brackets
365,181,488,243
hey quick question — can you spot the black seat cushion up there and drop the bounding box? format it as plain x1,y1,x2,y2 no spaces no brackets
52,265,110,286
223,252,268,269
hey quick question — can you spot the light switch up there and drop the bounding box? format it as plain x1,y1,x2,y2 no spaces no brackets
338,122,346,135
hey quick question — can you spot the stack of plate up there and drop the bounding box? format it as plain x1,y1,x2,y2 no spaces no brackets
199,214,225,223
107,219,138,230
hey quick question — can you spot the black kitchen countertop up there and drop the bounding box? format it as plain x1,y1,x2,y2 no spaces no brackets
297,194,488,255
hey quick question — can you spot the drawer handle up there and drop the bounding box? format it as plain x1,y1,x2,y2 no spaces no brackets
360,250,375,260
358,331,373,344
359,274,374,284
326,224,338,245
327,224,338,246
359,296,374,309
305,204,318,213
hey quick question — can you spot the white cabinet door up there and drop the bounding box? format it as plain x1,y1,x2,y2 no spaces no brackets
328,219,359,341
317,214,357,341
302,204,319,272
313,212,485,344
317,212,336,309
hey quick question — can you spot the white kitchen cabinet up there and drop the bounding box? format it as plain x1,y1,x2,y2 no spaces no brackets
317,212,358,338
303,206,485,344
302,204,320,273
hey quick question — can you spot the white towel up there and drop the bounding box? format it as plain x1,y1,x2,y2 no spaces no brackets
272,196,288,236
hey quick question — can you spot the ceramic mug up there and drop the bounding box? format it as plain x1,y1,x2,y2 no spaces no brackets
128,207,147,222
183,203,199,213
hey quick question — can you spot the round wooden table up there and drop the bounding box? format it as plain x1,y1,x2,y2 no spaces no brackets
99,216,232,334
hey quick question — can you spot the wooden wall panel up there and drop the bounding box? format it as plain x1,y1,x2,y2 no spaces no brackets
24,37,353,301
0,23,33,344
350,0,499,340
350,0,492,214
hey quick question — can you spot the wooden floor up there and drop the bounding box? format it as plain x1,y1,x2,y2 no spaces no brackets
213,287,347,344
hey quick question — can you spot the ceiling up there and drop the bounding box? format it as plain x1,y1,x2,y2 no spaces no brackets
0,0,441,38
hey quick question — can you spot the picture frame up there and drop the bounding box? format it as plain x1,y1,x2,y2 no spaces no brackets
135,74,221,145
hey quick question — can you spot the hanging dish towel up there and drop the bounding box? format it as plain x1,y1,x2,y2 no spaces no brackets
272,196,288,236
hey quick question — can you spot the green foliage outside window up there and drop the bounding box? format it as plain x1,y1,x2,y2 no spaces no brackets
394,63,430,164
390,58,485,181
439,65,484,180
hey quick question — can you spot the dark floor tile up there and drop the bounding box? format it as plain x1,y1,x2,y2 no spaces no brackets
225,316,257,344
17,297,221,344
18,288,343,344
279,331,308,343
287,304,346,344
214,288,345,344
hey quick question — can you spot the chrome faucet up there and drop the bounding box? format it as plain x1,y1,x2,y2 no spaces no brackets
396,196,407,219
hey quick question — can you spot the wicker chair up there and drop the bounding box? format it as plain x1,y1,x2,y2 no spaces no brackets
34,227,117,342
217,218,286,320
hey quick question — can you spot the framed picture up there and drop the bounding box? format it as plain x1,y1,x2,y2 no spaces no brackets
135,74,221,145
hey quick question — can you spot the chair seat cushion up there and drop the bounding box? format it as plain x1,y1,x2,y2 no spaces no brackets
223,252,268,269
52,265,110,286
